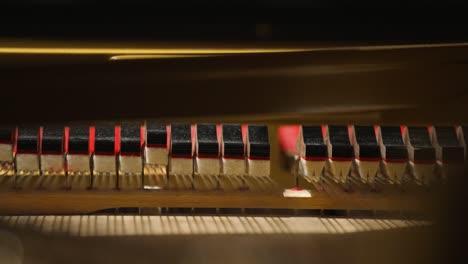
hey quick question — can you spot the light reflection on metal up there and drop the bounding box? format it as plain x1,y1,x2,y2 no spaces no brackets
0,47,311,55
109,54,224,60
0,42,467,55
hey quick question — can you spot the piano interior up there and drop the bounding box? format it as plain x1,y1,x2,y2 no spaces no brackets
0,15,467,264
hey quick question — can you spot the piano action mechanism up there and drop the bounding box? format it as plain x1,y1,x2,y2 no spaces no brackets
0,41,467,215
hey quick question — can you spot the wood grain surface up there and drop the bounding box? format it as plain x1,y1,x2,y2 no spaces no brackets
0,188,430,214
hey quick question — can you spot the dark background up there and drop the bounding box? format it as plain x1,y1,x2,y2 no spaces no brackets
0,1,468,43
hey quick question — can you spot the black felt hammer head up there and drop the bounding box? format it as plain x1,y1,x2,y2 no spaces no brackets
146,123,167,147
171,124,192,156
407,127,432,147
0,127,14,144
434,126,464,162
17,126,39,153
120,123,141,155
435,126,459,147
248,125,270,159
94,125,115,154
328,125,353,159
407,127,435,162
41,126,64,154
68,126,90,154
222,124,244,157
196,124,219,156
302,126,327,158
354,126,380,159
380,126,408,160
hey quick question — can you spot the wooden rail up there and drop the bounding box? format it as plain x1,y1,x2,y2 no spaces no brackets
0,188,431,214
